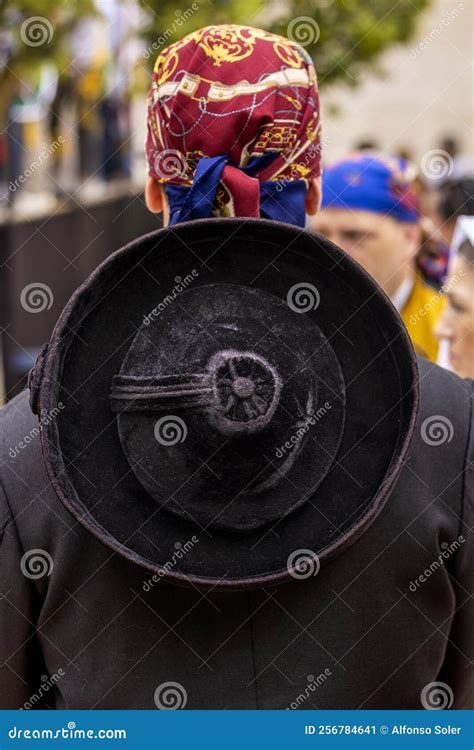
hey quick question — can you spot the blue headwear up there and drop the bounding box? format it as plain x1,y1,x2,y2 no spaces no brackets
321,152,420,223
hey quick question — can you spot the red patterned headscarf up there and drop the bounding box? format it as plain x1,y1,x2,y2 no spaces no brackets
145,25,321,226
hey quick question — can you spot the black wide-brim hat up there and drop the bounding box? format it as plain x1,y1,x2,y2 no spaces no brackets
29,219,419,590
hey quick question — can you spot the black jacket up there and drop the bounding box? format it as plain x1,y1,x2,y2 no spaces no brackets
0,357,472,709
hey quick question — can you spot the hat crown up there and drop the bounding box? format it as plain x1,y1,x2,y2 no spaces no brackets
109,282,346,532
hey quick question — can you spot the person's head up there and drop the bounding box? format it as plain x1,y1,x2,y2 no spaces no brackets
435,178,474,246
145,25,322,227
310,152,422,298
435,238,474,379
439,136,458,159
354,139,378,152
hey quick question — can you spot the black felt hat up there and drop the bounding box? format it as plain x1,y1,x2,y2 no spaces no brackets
29,218,419,590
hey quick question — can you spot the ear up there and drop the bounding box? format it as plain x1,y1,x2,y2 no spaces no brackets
305,176,322,216
400,221,422,262
145,176,165,213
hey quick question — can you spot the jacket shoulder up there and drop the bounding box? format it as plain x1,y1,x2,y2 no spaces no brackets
0,390,54,518
414,357,473,520
417,356,472,423
0,392,34,539
0,390,40,464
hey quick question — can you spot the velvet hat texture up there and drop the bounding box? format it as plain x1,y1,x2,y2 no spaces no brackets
29,218,419,590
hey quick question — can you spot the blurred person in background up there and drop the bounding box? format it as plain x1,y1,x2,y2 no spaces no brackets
310,151,446,362
439,136,473,182
436,237,474,379
434,177,474,247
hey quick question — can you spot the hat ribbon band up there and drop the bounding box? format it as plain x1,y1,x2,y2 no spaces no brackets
110,373,213,413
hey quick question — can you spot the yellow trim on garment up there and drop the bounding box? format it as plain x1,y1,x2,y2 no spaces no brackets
401,273,446,363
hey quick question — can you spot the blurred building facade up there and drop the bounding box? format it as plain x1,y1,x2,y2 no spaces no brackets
321,0,473,166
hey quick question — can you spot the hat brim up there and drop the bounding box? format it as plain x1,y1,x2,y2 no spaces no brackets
34,219,419,590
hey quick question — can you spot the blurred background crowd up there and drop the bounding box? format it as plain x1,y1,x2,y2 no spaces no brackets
0,0,472,402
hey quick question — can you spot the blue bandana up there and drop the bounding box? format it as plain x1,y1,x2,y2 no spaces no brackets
321,152,420,223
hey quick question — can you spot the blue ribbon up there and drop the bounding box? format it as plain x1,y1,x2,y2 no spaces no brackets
165,155,307,227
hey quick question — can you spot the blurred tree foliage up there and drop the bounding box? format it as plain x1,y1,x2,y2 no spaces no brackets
0,0,431,120
138,0,430,85
0,0,96,122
